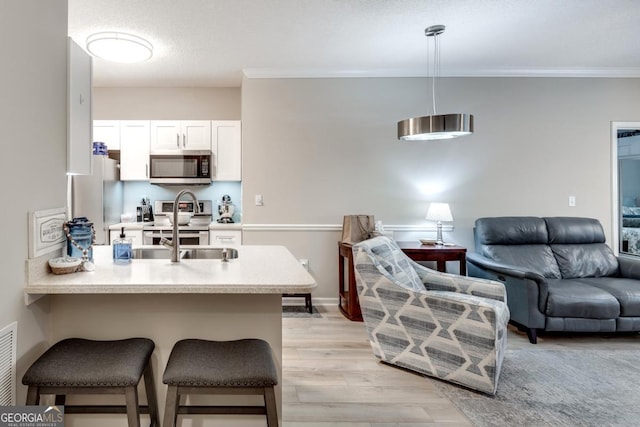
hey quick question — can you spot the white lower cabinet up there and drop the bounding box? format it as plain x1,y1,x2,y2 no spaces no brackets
209,229,242,247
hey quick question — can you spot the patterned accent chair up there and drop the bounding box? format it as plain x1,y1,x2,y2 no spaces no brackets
353,236,510,395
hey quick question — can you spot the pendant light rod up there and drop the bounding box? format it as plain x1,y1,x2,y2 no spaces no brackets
397,24,474,141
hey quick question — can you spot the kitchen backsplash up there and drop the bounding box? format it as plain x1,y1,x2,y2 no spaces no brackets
122,181,242,222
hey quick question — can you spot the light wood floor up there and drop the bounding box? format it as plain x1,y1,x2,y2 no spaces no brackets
282,304,473,427
282,304,640,426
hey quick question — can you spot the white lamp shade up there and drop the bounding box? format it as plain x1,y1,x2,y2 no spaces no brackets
426,202,453,222
86,32,153,63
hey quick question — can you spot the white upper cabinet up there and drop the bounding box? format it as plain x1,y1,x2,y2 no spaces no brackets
211,121,242,181
67,38,92,175
93,120,120,150
151,120,211,151
120,121,150,181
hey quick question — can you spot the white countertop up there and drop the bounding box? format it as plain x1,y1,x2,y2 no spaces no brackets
26,245,316,296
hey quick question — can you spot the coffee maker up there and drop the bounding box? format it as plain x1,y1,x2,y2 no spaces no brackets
217,195,235,223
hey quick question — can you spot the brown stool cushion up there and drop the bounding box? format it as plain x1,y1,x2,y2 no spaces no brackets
22,338,155,387
163,339,278,387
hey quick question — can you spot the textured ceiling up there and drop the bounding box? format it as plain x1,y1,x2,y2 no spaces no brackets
68,0,640,87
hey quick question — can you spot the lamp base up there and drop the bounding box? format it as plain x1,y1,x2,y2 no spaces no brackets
435,222,444,246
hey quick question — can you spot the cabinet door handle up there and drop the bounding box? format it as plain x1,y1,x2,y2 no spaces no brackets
183,134,186,148
146,164,149,178
176,133,180,148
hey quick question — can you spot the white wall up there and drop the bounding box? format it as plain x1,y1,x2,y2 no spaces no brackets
240,76,640,298
93,87,241,120
0,0,68,402
91,78,640,300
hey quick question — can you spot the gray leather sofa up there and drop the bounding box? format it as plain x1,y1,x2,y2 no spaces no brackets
466,216,640,343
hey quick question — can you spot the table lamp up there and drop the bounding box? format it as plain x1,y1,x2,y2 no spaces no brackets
426,202,453,245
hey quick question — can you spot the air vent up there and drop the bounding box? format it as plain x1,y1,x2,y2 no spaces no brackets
0,322,17,406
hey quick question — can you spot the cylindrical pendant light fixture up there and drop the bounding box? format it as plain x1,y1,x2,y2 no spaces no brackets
398,25,473,141
398,113,473,141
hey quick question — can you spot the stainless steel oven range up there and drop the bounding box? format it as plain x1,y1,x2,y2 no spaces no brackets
142,200,212,245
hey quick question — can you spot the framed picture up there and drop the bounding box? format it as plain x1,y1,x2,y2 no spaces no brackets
29,207,66,258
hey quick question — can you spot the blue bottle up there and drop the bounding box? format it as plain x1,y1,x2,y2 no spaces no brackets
112,227,132,264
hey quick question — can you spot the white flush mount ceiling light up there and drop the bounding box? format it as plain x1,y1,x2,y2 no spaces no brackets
86,32,153,63
398,25,473,141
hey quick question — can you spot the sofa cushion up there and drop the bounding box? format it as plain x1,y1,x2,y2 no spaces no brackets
550,244,619,278
475,217,548,246
545,279,620,319
577,278,640,317
545,217,606,244
483,245,561,279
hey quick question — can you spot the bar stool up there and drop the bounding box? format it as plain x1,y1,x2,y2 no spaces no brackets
22,337,159,427
162,338,278,427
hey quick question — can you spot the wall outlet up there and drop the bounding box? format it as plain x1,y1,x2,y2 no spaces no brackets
568,195,576,207
299,259,309,270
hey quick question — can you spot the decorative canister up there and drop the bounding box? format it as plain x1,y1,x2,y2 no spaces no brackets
64,217,95,262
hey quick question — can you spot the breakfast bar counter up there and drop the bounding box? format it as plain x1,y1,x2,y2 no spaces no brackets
25,245,316,427
26,245,315,295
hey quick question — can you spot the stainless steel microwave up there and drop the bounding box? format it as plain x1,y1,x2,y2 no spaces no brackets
149,150,212,185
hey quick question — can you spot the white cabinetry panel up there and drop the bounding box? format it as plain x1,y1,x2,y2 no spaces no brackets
67,38,92,175
120,121,150,181
151,120,211,151
93,120,120,150
211,120,241,181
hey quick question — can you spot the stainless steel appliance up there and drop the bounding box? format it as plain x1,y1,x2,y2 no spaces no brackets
217,194,235,223
142,199,212,245
148,150,211,185
72,155,123,245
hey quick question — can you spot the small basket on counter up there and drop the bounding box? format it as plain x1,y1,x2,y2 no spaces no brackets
48,256,82,275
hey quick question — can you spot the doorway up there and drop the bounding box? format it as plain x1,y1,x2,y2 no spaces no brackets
613,122,640,256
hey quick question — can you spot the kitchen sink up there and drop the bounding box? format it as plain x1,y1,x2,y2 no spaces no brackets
132,247,238,260
132,248,173,259
181,247,239,260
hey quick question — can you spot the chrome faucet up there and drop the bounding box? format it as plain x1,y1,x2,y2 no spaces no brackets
160,189,200,262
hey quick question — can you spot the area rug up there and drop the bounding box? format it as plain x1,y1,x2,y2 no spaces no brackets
282,306,322,318
434,348,640,427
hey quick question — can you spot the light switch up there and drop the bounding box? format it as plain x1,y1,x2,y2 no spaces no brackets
569,196,576,207
255,194,264,206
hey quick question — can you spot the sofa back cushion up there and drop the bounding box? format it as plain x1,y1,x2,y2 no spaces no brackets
484,245,562,279
475,217,562,278
550,244,619,278
475,216,549,247
544,217,619,278
545,217,606,244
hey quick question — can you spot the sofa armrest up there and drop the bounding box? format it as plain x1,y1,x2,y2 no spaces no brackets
618,255,640,280
467,252,546,283
411,259,507,302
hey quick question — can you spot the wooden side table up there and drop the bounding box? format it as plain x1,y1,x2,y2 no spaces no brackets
396,242,467,275
338,242,362,321
338,241,468,322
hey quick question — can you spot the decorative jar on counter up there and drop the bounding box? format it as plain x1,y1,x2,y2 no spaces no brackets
64,217,95,262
